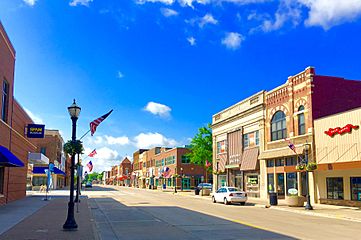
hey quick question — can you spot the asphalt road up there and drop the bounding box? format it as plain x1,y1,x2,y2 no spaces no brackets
86,186,361,240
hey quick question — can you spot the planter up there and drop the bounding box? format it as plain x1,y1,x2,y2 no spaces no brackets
286,196,306,207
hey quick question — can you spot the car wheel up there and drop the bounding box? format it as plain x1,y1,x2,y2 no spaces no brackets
212,196,216,203
224,198,229,205
240,202,246,206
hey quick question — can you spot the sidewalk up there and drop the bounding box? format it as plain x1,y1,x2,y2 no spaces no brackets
124,186,361,223
0,196,98,240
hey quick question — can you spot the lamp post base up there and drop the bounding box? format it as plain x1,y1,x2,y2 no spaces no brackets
63,202,78,230
305,196,313,210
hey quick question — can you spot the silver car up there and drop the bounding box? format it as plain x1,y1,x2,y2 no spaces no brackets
212,187,247,205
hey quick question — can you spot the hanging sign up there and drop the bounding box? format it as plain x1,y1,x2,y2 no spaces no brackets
27,124,45,138
324,124,359,137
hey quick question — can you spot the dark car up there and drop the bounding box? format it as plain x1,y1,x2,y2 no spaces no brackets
85,182,92,188
195,183,212,195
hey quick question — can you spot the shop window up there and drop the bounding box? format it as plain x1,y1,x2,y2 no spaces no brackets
266,159,274,167
216,140,226,154
286,157,297,166
286,172,298,195
350,177,361,201
327,177,344,200
0,167,4,194
298,105,306,135
181,155,190,164
1,80,9,123
32,176,47,186
277,173,285,196
271,111,287,141
275,158,284,167
267,173,275,192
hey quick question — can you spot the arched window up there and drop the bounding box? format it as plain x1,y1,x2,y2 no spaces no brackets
298,105,305,135
271,111,287,141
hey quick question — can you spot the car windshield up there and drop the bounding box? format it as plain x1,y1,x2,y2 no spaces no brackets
227,188,238,192
199,183,212,187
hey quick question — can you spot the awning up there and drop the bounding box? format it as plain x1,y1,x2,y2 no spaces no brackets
28,153,49,164
240,147,259,171
258,146,303,159
0,146,25,167
33,166,66,176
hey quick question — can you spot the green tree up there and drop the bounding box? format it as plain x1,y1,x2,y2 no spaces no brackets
187,123,213,170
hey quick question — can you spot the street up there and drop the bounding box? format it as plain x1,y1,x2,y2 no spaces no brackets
85,186,361,240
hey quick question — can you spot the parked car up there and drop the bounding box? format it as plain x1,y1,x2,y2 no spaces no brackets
212,187,247,205
85,182,92,188
195,183,212,195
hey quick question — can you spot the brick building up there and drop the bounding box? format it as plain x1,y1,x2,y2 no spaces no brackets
0,21,37,205
118,157,132,186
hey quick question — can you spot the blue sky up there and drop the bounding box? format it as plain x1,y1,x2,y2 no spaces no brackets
1,0,361,172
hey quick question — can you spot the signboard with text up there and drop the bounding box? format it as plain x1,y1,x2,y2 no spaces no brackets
27,124,45,138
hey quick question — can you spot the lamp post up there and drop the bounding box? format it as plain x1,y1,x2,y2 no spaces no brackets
75,154,81,203
174,168,177,193
63,100,81,230
180,167,183,191
304,143,313,210
216,162,219,190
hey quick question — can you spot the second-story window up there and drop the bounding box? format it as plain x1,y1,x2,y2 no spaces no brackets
271,111,287,141
1,80,9,123
216,140,226,154
181,155,190,164
298,105,306,135
40,147,46,156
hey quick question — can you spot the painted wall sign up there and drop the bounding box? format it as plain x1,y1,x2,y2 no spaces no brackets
27,124,45,138
324,124,359,137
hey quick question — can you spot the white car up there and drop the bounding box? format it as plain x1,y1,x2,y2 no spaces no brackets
212,187,247,205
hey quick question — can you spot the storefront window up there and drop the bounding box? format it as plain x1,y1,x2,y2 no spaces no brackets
275,158,284,167
266,159,274,167
286,172,298,195
327,177,344,200
350,177,361,201
277,173,285,196
286,157,297,166
267,173,274,192
32,176,47,186
0,167,4,194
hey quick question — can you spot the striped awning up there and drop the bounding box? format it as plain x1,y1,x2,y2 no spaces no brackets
218,153,228,172
259,146,303,159
240,147,259,171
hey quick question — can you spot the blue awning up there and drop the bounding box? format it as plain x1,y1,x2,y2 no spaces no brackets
0,145,25,167
33,166,66,176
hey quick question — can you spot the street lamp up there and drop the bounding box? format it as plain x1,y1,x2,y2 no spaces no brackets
180,167,183,191
304,143,313,210
174,168,177,193
75,154,81,203
63,99,81,230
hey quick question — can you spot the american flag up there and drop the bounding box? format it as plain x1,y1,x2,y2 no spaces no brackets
205,160,211,167
87,161,93,172
88,149,97,157
287,140,297,154
90,110,113,136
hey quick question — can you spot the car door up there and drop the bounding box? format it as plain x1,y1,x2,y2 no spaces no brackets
215,188,224,202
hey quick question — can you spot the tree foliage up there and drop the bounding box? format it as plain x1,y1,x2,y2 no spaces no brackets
63,140,84,155
187,123,213,169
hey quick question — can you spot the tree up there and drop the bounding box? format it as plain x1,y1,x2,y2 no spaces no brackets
187,123,213,170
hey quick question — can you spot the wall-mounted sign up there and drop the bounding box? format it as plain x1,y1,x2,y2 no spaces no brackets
324,124,359,137
27,124,45,138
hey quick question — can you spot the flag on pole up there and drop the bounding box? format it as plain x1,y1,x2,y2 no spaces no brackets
287,140,297,154
205,160,211,168
87,161,93,172
90,110,113,136
88,149,97,157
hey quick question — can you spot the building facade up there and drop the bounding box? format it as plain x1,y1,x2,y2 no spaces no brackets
212,91,265,197
0,22,37,205
314,108,361,206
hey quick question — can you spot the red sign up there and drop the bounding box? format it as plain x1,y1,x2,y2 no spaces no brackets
324,124,359,137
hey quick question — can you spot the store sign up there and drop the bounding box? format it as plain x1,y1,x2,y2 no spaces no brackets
324,124,359,137
27,124,45,138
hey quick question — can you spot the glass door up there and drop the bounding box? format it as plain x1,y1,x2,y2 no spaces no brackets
182,178,190,189
277,173,285,197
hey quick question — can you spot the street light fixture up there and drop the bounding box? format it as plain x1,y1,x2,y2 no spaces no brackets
180,167,183,191
63,99,81,230
304,143,313,210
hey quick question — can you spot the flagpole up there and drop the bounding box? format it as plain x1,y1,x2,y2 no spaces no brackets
79,129,91,141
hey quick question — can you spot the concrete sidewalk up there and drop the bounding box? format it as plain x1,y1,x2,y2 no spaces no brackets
0,197,98,240
124,186,361,223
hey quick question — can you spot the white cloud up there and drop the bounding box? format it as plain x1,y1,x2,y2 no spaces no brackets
24,108,44,124
69,0,93,7
137,0,175,5
23,0,37,6
83,147,120,173
187,36,196,46
144,102,171,118
104,135,130,145
134,132,178,149
161,8,179,17
117,71,124,79
199,13,218,27
96,147,119,160
297,0,361,30
221,32,244,50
